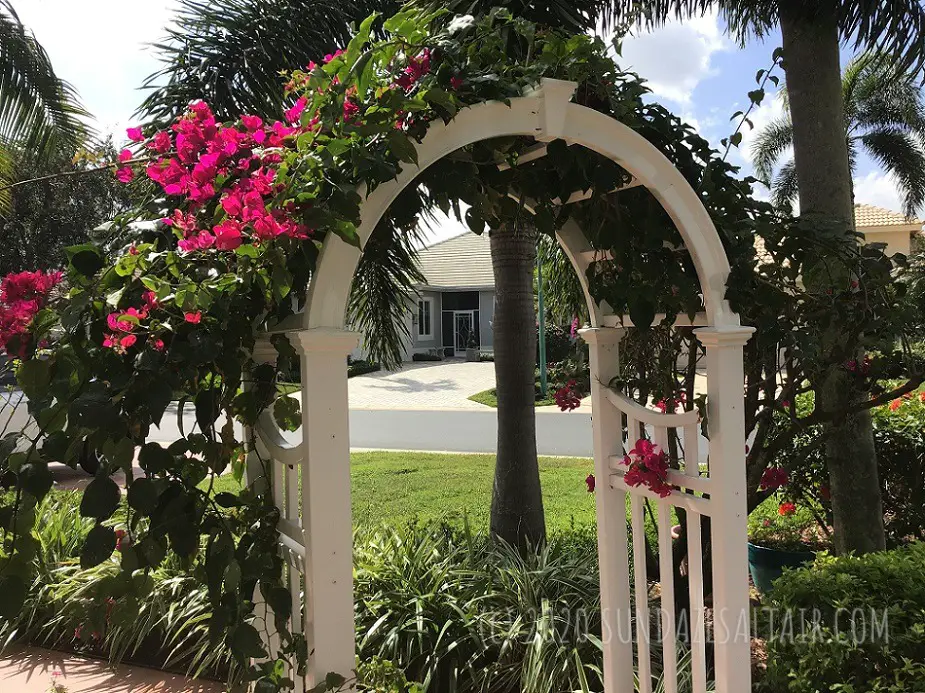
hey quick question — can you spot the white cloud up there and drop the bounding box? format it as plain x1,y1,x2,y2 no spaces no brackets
615,10,729,105
17,0,177,140
854,170,904,213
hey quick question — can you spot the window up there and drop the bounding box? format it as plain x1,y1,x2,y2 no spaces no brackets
417,298,433,339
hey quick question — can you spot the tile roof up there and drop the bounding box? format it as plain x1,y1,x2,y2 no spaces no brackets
855,203,923,228
416,231,495,289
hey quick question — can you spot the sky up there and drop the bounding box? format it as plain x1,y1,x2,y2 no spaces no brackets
17,1,911,244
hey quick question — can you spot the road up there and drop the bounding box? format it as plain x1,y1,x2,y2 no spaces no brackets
1,392,594,457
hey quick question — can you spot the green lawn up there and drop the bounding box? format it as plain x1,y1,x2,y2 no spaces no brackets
468,388,557,408
210,450,596,532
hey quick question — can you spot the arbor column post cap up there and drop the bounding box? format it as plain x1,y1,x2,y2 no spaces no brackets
291,327,361,354
694,326,755,348
579,326,626,345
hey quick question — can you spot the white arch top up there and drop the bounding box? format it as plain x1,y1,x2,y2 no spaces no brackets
302,77,739,331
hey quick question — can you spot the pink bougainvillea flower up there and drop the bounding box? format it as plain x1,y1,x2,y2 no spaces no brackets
240,114,263,131
184,311,202,324
142,291,160,311
151,337,165,352
126,126,144,142
342,98,360,122
889,399,902,411
115,167,134,183
778,502,796,516
118,149,132,163
622,438,672,497
585,473,595,493
147,130,172,153
554,379,582,412
781,400,791,409
284,96,308,124
214,220,243,250
759,466,789,491
120,334,137,349
450,75,463,90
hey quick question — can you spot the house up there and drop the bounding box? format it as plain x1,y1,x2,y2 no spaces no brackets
406,231,495,359
854,203,923,256
379,203,923,362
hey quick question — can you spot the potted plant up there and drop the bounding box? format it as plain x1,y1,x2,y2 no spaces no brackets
748,501,830,593
465,330,480,362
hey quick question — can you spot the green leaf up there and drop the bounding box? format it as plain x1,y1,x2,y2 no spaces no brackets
0,575,26,618
273,395,301,432
195,388,220,433
66,243,104,277
138,442,172,474
386,130,418,165
19,460,53,501
81,524,116,569
230,623,267,660
17,358,51,402
729,132,743,148
215,491,243,509
325,673,347,690
422,88,457,116
80,476,121,521
127,478,159,516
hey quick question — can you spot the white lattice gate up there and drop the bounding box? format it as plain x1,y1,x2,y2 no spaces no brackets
250,78,755,693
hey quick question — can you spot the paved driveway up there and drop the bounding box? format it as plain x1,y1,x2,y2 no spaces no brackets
349,360,496,409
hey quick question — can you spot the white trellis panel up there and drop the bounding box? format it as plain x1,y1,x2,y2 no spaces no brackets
582,325,753,693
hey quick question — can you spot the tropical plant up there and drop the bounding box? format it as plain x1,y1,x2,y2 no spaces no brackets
0,0,90,211
599,0,925,557
752,52,925,218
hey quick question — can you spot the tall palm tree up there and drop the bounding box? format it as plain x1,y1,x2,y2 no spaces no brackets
0,0,90,212
601,0,925,556
753,52,925,218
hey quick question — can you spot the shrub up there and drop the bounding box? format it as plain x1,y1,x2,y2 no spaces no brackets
538,324,573,365
412,352,442,362
349,359,381,378
757,542,925,693
774,390,925,547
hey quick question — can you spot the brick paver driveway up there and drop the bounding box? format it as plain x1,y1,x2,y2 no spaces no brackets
349,360,496,409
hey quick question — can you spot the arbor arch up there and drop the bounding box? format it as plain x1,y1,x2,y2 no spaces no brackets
256,78,755,693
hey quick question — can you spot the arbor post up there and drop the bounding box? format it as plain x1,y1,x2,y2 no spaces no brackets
694,326,755,693
293,327,360,687
581,326,634,693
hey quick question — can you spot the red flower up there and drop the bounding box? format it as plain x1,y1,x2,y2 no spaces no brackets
184,311,202,324
889,399,902,411
622,438,672,497
151,338,165,352
126,126,144,142
115,167,134,183
554,380,582,412
778,502,796,516
450,75,463,90
585,473,595,493
119,334,137,349
759,466,789,491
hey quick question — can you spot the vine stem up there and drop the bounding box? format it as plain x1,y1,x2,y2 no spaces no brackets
0,155,156,194
720,51,784,163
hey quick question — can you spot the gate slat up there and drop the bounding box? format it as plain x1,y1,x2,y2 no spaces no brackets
630,493,652,693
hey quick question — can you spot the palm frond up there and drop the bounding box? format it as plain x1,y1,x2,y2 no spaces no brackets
852,55,925,136
0,0,90,157
346,187,428,370
771,158,798,214
750,114,793,184
861,127,925,218
136,0,397,123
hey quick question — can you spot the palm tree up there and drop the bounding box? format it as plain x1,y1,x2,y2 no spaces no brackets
600,0,925,556
0,0,90,212
753,52,925,218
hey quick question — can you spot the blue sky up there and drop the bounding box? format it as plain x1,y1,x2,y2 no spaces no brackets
18,1,909,242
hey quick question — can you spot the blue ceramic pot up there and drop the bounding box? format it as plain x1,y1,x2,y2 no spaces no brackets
747,542,816,594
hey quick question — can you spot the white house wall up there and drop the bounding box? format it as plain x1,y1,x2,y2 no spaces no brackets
479,290,494,350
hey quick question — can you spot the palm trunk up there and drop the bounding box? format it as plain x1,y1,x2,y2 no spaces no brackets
780,6,886,554
489,221,546,550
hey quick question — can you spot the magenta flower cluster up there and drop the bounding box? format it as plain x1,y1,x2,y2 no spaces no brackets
622,438,672,498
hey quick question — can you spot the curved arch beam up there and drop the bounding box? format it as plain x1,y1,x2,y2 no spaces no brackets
305,77,738,330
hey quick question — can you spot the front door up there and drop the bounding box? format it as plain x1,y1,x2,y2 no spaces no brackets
454,311,474,356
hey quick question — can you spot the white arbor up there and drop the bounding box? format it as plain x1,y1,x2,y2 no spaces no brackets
253,78,755,693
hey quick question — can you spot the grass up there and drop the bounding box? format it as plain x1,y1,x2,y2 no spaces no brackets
209,450,596,532
468,387,557,408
